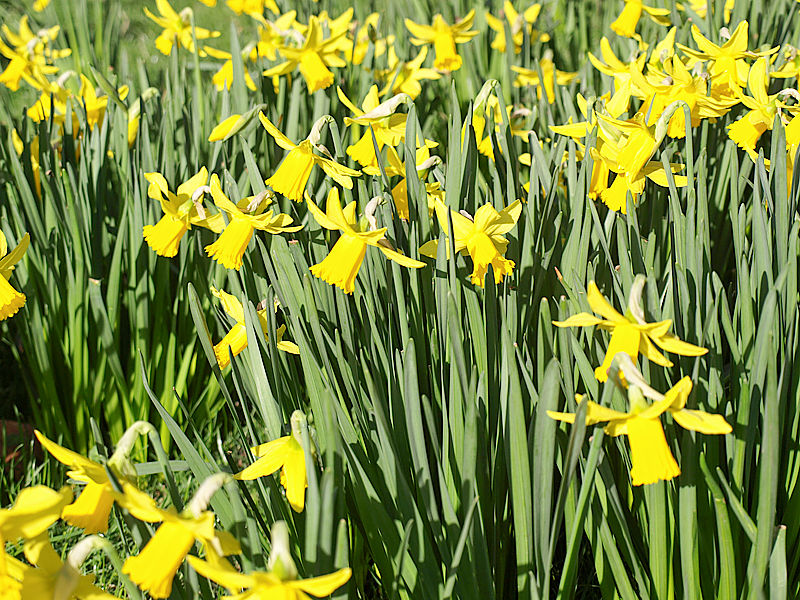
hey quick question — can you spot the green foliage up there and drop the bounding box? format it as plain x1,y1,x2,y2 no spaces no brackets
1,0,800,598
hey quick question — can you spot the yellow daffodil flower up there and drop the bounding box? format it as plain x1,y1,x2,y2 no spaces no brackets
235,411,314,511
226,0,278,16
338,86,408,169
142,168,225,257
260,113,361,201
468,92,531,158
0,484,72,597
35,423,152,534
610,0,671,39
263,15,346,93
512,57,578,104
211,286,299,368
33,0,51,11
204,175,302,270
0,17,68,91
587,37,647,117
28,74,129,132
306,188,425,293
405,9,478,72
677,0,735,22
486,2,549,54
204,46,257,91
119,476,238,599
188,521,351,599
420,198,522,287
553,277,707,381
394,181,444,221
345,13,394,65
677,22,767,91
548,355,731,485
379,46,441,99
21,534,116,600
728,57,797,156
630,55,737,138
0,231,29,321
144,0,220,56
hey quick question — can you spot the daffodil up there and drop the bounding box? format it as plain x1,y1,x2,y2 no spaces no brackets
235,411,314,512
548,355,731,485
12,131,40,197
420,198,522,287
0,17,68,91
553,277,707,381
204,175,302,270
211,287,299,369
610,0,671,39
28,74,129,132
677,22,766,91
35,424,152,534
727,57,797,156
511,57,578,104
378,46,441,99
260,113,361,201
393,181,444,221
587,37,647,117
677,0,735,22
306,188,425,294
486,2,549,54
468,91,531,158
405,9,478,72
0,231,29,321
20,534,116,600
263,15,346,93
344,13,394,65
144,0,220,55
204,46,257,91
119,476,237,599
630,55,737,138
226,0,278,16
142,168,225,257
0,485,72,597
188,521,351,599
338,86,408,169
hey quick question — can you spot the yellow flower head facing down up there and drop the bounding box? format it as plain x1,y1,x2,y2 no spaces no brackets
306,188,425,294
211,286,299,369
486,2,549,54
467,93,532,159
610,0,671,39
260,113,361,202
263,15,347,93
553,277,707,381
118,479,235,599
235,411,314,512
405,9,478,72
142,168,225,257
144,0,220,55
420,198,522,287
0,231,29,321
338,86,409,169
548,355,731,486
204,175,302,270
188,521,351,599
